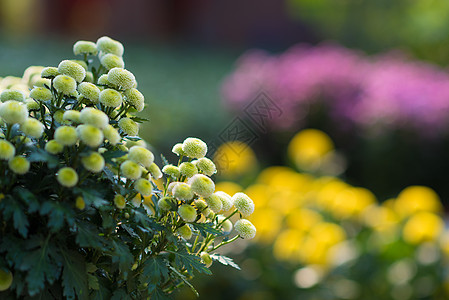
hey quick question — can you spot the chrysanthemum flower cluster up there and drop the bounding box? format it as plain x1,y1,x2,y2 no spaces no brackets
0,37,255,299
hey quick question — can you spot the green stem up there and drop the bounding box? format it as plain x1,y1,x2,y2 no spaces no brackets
210,235,241,252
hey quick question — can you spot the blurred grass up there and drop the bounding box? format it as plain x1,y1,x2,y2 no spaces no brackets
0,37,239,154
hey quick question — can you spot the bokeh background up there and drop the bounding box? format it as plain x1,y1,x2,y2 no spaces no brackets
3,0,449,299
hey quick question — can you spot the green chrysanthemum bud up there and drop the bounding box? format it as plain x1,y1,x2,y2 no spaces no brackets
194,199,208,211
202,207,214,219
200,252,213,267
41,67,59,79
78,82,100,104
195,157,217,176
99,88,122,108
25,99,40,111
135,178,153,196
148,162,162,179
0,140,15,160
158,196,176,212
32,77,51,88
125,139,146,149
97,74,111,86
205,194,223,213
179,162,198,178
107,68,136,90
124,88,144,112
80,107,109,129
177,224,193,240
215,191,233,212
73,40,98,56
45,140,63,154
182,137,207,159
54,126,78,146
75,196,85,210
81,151,105,173
1,89,25,102
172,183,194,200
85,71,94,83
0,268,13,292
8,156,30,175
58,60,86,83
21,117,44,138
53,110,66,124
114,194,126,209
77,124,104,148
178,204,197,223
188,174,215,198
120,160,142,180
172,143,186,156
232,192,255,217
118,117,139,136
234,219,256,239
96,36,124,56
71,60,88,71
53,75,77,95
128,146,154,168
162,164,180,179
100,53,125,70
217,215,233,233
0,100,28,124
29,87,52,101
63,110,81,124
103,124,121,145
167,182,180,194
57,167,79,188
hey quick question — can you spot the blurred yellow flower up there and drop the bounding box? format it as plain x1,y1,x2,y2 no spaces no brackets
249,208,283,244
286,208,322,232
273,229,304,262
215,181,243,196
402,211,444,245
213,141,257,177
394,186,442,218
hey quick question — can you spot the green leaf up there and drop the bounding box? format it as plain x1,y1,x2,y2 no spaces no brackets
111,288,131,300
167,264,199,297
141,256,169,284
102,150,127,164
90,278,112,300
129,116,149,123
210,254,241,270
28,148,59,168
170,246,211,276
160,154,169,167
76,221,105,249
61,249,89,300
1,196,29,237
111,240,133,275
14,187,40,213
150,287,171,300
75,187,108,208
40,201,75,231
191,222,223,237
87,274,100,290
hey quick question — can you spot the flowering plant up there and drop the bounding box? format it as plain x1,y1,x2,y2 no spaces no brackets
0,37,256,299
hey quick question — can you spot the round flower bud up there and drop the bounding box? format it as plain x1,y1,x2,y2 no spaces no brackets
232,192,255,217
107,68,136,90
80,107,109,129
202,207,214,219
97,74,111,86
177,224,192,240
234,219,256,239
77,124,104,148
172,143,186,156
118,117,138,136
41,67,59,79
75,196,85,210
196,157,217,176
99,88,122,108
58,60,86,83
8,156,29,175
200,252,213,267
25,99,40,111
0,268,13,292
215,191,233,212
21,118,44,138
1,89,25,102
57,167,78,188
96,36,124,56
194,199,208,211
179,162,198,178
124,88,144,112
114,194,126,209
178,204,197,223
71,60,88,71
53,110,66,124
78,82,100,104
103,124,121,145
100,53,125,70
167,182,180,194
32,78,51,88
45,140,63,154
158,196,176,212
53,75,77,95
81,152,105,173
73,40,98,56
54,126,78,146
205,194,223,213
182,137,207,159
173,183,194,200
29,87,52,102
148,163,162,179
162,164,180,179
120,160,142,180
0,100,28,124
135,178,153,196
188,174,215,198
63,110,81,124
217,215,233,233
128,146,154,168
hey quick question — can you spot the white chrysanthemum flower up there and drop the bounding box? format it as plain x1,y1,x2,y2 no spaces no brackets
0,100,28,124
103,124,121,145
78,82,100,104
79,107,109,129
234,219,256,239
232,192,255,217
73,40,98,56
57,167,79,188
128,146,154,168
162,164,180,179
177,224,192,240
97,74,111,86
172,143,186,156
205,194,223,213
188,174,215,198
124,88,144,112
120,160,142,179
41,67,59,79
8,156,30,175
77,124,104,148
217,215,233,234
0,140,15,160
53,75,77,95
158,196,176,212
107,68,136,90
118,117,138,136
21,117,44,138
96,36,124,56
81,152,105,173
63,110,81,124
58,60,86,83
182,137,207,159
215,191,233,212
45,140,63,154
29,87,52,102
179,162,198,178
195,157,217,176
25,99,40,111
148,162,162,179
135,178,153,196
178,204,197,223
100,53,125,70
1,89,25,102
54,126,78,146
172,183,194,201
99,88,122,108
